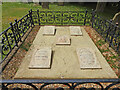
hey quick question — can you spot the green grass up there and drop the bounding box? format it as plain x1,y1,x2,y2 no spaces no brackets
2,2,89,31
20,42,32,51
94,36,119,73
20,44,28,51
2,2,118,31
96,39,106,47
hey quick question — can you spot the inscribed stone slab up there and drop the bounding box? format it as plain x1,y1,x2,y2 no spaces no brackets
43,26,55,35
56,35,70,45
14,26,117,79
76,48,102,69
29,47,52,69
70,26,83,36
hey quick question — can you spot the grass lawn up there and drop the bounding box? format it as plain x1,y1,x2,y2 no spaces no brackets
2,2,118,31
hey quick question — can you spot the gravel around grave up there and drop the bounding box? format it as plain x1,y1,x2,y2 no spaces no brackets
2,25,119,89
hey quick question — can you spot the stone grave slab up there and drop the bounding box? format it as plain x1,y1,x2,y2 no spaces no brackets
56,35,70,45
15,26,118,79
70,26,83,36
43,26,55,35
76,48,102,69
29,47,52,69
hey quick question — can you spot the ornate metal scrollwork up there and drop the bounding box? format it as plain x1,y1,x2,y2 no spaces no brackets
1,79,120,90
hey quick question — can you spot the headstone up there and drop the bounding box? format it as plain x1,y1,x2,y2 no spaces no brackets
29,47,52,69
56,35,70,45
76,48,101,69
70,26,83,36
43,26,55,35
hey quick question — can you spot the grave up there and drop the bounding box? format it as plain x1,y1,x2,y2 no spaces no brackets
70,26,83,36
43,26,55,35
56,35,70,45
76,48,101,69
29,47,52,69
14,26,117,79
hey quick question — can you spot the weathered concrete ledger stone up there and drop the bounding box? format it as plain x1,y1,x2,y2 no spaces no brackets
14,26,117,79
43,26,55,35
56,35,70,45
76,48,101,69
70,26,83,36
29,47,52,69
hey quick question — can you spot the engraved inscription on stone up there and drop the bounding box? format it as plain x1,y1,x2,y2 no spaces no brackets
43,26,55,35
76,48,101,69
56,35,70,45
70,26,83,36
29,47,52,69
34,49,48,61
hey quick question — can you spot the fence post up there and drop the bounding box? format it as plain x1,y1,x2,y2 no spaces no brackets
84,9,88,25
105,19,112,42
117,41,120,54
15,19,22,42
61,11,63,25
0,42,2,61
29,9,34,27
37,9,40,26
10,22,18,47
116,24,120,53
4,32,12,50
91,9,95,28
109,23,118,47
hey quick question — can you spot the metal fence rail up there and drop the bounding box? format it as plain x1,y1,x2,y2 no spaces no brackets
0,10,34,64
32,9,120,54
1,79,120,90
91,10,120,54
0,9,120,89
32,10,89,25
1,9,119,65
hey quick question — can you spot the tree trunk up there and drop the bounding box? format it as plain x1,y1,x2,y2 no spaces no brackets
79,2,84,6
58,0,64,6
95,2,107,12
0,1,2,5
42,2,49,9
117,1,120,12
58,2,64,6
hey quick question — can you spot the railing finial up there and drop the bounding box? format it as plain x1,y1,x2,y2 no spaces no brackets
15,19,17,22
9,22,12,26
116,22,119,27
